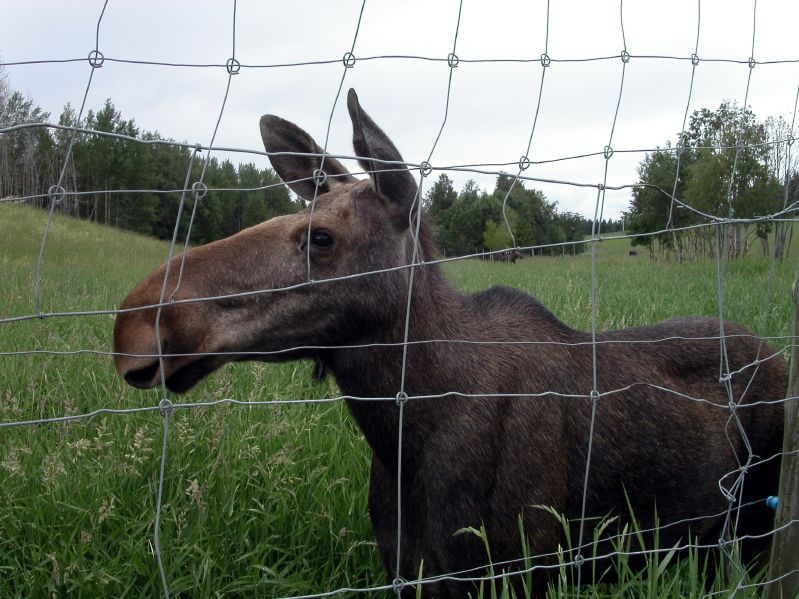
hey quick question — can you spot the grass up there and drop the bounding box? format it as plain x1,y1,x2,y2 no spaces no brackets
0,203,795,598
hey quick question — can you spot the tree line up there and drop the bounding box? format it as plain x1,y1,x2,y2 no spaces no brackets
624,101,798,260
0,74,297,245
2,68,611,254
424,173,616,257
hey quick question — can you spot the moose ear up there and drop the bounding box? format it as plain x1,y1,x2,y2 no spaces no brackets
260,115,356,200
347,89,418,226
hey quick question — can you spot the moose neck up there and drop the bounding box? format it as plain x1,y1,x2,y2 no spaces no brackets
323,229,492,469
333,220,468,361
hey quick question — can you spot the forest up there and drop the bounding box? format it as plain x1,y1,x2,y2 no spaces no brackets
11,71,791,261
0,86,298,246
0,69,613,255
422,173,619,257
624,100,798,260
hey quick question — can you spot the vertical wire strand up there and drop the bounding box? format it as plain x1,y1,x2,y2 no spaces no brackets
150,4,240,595
575,1,628,592
728,82,799,540
153,407,172,598
394,4,463,593
304,0,367,282
170,1,241,300
500,0,551,250
149,124,201,599
715,0,761,591
33,0,110,316
665,0,701,245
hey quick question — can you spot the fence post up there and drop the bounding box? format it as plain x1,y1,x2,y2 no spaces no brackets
766,277,799,599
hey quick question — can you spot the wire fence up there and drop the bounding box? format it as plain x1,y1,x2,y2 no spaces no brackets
1,0,798,597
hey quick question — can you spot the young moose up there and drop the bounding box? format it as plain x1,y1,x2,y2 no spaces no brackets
114,89,786,597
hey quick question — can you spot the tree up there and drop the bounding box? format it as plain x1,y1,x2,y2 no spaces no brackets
445,182,498,255
1,68,596,255
257,165,297,219
627,101,790,259
0,85,52,201
765,115,799,258
426,174,588,257
423,173,458,253
424,173,457,218
1,79,300,242
684,101,782,258
483,207,522,253
555,211,587,255
625,144,693,258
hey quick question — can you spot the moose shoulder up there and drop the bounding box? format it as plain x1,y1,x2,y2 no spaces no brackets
113,89,786,598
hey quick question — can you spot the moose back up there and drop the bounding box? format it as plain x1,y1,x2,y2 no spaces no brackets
113,89,786,597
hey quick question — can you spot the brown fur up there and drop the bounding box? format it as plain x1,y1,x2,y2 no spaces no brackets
496,249,521,263
113,89,786,598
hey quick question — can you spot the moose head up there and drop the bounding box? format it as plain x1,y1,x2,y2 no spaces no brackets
114,89,430,394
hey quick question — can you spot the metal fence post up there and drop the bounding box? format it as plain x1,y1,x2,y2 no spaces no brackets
766,277,799,599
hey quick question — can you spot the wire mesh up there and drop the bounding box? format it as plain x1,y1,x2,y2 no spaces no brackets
1,1,798,597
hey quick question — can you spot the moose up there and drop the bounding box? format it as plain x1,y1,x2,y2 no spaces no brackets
496,249,522,264
113,89,786,597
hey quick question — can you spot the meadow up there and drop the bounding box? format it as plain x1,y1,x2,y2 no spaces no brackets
0,203,795,598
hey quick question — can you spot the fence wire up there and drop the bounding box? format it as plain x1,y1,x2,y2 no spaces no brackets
1,1,798,598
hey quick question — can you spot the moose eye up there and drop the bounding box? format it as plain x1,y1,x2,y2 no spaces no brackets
310,229,334,248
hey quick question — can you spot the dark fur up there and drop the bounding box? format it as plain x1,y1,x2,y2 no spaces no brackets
114,89,786,598
495,249,522,263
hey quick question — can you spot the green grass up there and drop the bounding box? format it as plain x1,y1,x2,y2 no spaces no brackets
446,238,794,341
0,203,795,598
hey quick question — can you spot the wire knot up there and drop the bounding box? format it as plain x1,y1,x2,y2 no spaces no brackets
312,168,327,188
603,145,614,160
691,53,700,66
158,398,173,416
419,161,433,178
392,577,406,594
447,53,460,68
48,184,66,205
748,56,756,69
395,391,408,406
518,155,531,171
540,53,551,68
226,57,241,75
342,52,356,68
191,181,208,200
620,50,630,64
88,50,105,68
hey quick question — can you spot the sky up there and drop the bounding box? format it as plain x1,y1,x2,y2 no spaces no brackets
2,0,798,220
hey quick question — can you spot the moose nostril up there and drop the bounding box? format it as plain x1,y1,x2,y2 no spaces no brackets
124,361,160,388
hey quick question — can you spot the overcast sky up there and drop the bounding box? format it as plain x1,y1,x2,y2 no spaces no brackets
2,0,798,219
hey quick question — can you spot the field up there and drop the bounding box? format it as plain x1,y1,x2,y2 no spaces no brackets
0,203,795,598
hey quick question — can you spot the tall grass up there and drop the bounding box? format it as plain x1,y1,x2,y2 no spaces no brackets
0,204,794,597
